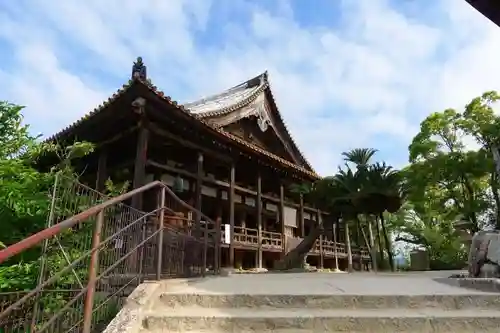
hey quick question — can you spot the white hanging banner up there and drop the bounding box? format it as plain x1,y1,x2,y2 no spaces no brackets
224,224,231,244
283,206,298,227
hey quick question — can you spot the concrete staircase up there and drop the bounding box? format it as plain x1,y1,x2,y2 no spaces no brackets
105,274,500,333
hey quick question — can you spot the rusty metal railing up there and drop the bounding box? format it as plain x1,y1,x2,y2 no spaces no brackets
0,179,219,333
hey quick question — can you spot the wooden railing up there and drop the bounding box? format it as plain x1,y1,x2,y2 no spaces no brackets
193,223,370,259
316,239,347,256
261,230,282,250
218,226,283,250
232,226,258,245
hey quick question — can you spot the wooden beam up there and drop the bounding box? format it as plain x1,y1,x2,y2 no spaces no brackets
131,124,149,209
148,122,232,163
96,125,139,148
146,159,330,215
229,163,236,268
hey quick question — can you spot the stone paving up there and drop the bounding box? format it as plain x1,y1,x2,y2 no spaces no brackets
165,270,495,296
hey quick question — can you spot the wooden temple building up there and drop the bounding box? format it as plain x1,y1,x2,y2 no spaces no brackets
46,57,370,270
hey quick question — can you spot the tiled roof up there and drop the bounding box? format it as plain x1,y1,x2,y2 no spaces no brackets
46,77,319,179
184,72,315,172
44,83,134,143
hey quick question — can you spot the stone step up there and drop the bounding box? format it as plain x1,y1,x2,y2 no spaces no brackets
157,292,500,310
142,307,500,332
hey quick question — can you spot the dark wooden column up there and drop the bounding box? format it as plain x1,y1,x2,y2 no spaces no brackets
228,163,236,268
299,194,305,237
318,209,324,269
333,219,339,270
345,221,353,272
95,148,108,192
215,189,223,272
256,171,263,269
194,152,203,238
279,183,285,257
131,123,149,209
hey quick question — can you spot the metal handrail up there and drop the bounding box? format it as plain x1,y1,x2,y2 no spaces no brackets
0,180,220,332
0,208,164,322
0,181,217,264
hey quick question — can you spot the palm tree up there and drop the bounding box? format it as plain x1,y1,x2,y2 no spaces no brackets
339,149,406,271
340,149,379,267
355,162,406,270
276,150,406,271
342,148,378,169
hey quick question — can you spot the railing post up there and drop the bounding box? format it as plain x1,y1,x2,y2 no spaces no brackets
31,173,59,330
368,220,377,272
215,217,221,274
83,209,105,333
156,187,166,280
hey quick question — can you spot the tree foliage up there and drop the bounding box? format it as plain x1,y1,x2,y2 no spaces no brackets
0,101,98,290
289,91,500,271
390,91,500,269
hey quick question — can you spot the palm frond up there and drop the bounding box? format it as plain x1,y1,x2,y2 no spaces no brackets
342,148,378,167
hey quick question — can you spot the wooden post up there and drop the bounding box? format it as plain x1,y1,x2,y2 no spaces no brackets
256,172,263,269
333,219,339,271
279,184,285,257
318,210,324,269
229,163,235,268
345,221,353,272
131,124,149,209
299,194,305,237
215,189,222,273
194,152,203,238
368,220,377,272
95,148,107,192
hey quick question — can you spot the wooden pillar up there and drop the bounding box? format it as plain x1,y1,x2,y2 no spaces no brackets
215,189,222,272
229,163,236,268
95,148,107,192
194,152,203,238
256,172,263,269
333,219,339,271
345,221,353,272
318,210,324,269
368,220,377,272
299,194,305,237
279,184,285,257
131,124,149,209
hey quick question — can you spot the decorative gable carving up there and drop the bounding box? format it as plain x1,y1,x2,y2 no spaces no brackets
185,72,313,172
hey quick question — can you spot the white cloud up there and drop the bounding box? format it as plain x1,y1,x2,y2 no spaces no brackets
0,0,499,175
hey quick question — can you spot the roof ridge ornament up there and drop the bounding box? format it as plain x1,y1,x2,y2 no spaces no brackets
132,56,147,80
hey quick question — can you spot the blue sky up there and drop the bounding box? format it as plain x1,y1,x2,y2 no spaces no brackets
0,0,499,175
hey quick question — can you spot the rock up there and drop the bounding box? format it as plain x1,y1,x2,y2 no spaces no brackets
468,230,500,278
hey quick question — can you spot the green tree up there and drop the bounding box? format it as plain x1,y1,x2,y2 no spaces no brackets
397,91,500,269
280,149,405,271
0,102,53,252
